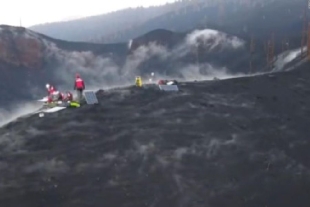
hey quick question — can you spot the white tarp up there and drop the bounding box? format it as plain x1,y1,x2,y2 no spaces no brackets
36,106,67,114
158,85,179,91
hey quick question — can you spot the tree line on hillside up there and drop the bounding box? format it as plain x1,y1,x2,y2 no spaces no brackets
29,0,279,43
92,0,288,43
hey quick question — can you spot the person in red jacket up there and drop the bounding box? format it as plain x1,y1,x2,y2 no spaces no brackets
74,73,85,102
47,91,62,103
46,83,56,95
46,83,65,103
46,83,57,103
63,91,73,102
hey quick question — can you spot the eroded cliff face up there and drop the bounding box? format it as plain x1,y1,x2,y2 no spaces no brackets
0,26,45,69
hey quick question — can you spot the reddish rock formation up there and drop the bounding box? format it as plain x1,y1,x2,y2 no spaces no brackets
15,36,44,69
0,27,44,69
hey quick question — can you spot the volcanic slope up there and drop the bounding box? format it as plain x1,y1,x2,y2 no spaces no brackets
1,65,310,207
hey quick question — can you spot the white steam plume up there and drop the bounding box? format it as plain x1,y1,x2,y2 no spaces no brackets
0,102,42,127
185,29,245,50
128,39,133,49
273,47,305,72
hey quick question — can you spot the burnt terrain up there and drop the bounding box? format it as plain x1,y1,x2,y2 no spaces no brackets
1,62,310,207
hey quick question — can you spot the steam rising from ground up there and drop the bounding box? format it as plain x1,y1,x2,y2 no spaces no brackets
45,29,246,91
185,29,244,50
178,64,245,81
0,28,301,130
0,29,247,126
0,102,42,127
273,47,305,72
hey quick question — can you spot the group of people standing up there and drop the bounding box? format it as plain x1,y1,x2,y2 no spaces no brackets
46,73,85,103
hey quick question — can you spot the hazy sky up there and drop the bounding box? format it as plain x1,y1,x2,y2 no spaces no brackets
0,0,176,27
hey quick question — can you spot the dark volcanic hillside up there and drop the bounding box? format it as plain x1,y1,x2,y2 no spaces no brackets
205,0,307,50
1,63,310,207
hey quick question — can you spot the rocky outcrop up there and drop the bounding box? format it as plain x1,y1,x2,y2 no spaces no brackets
0,26,44,69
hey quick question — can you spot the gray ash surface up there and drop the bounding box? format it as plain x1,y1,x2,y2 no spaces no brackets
1,66,310,207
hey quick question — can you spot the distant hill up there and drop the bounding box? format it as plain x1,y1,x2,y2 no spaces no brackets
29,0,305,46
97,0,307,47
28,0,257,43
29,2,182,42
96,0,249,43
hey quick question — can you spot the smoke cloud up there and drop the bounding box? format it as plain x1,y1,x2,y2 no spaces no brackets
177,64,246,81
273,47,305,72
44,28,246,91
185,29,245,50
0,102,42,127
